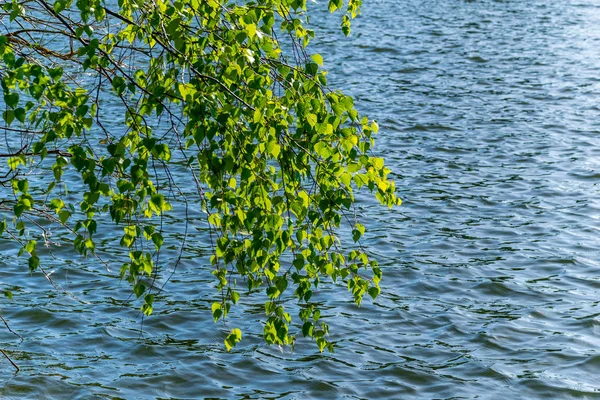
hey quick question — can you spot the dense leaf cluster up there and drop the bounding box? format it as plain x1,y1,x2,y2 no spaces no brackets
0,0,400,351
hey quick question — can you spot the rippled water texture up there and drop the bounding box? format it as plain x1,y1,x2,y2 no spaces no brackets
3,0,600,398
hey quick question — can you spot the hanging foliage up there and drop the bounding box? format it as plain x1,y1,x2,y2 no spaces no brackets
0,0,400,352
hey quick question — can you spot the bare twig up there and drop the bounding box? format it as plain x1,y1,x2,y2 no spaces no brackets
0,348,20,372
0,315,23,342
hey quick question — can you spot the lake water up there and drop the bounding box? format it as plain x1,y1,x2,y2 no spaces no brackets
2,0,600,398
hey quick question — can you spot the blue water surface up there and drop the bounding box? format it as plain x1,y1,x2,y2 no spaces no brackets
2,0,600,398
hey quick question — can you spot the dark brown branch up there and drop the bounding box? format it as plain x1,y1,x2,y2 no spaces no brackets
0,348,20,372
6,36,77,61
0,315,23,342
0,150,72,158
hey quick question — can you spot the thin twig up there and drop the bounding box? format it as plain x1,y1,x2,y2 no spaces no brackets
0,348,20,372
0,315,23,342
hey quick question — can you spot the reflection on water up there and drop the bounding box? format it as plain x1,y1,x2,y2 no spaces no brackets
2,0,600,398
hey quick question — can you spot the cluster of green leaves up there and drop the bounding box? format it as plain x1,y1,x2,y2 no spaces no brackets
0,0,399,351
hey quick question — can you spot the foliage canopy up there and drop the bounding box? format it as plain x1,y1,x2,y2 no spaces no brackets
0,0,400,352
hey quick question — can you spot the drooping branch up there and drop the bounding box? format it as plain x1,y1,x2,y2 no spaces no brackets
0,0,399,353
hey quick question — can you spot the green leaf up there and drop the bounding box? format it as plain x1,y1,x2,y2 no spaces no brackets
4,93,18,108
142,294,154,316
28,254,40,271
314,142,331,159
311,54,324,66
24,240,36,254
151,232,164,249
317,337,327,352
212,302,223,322
58,210,71,224
305,62,319,76
8,155,25,170
302,321,314,337
368,286,380,300
224,328,242,351
372,157,384,169
266,141,281,158
231,291,240,304
245,23,257,39
14,108,25,123
153,144,171,161
133,283,146,298
2,110,15,125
